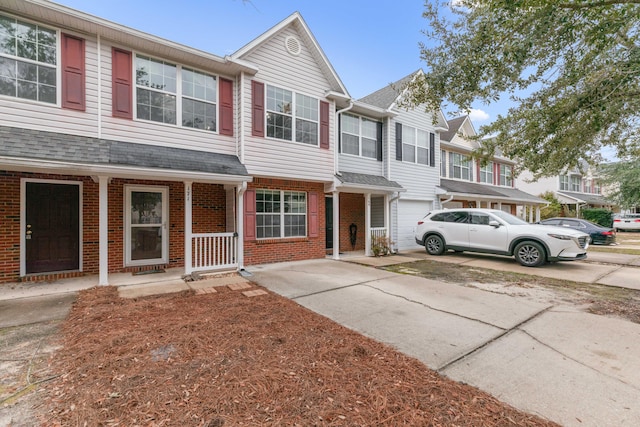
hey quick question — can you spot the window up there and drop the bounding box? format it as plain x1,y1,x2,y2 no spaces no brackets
450,152,472,180
0,14,57,104
570,175,581,192
341,113,379,159
401,125,429,165
559,175,569,191
480,161,494,184
470,213,491,225
443,211,469,223
266,85,318,145
256,190,306,238
441,150,447,177
135,54,218,130
499,164,512,186
594,181,601,194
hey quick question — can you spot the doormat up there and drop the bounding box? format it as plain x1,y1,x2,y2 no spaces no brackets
133,269,166,276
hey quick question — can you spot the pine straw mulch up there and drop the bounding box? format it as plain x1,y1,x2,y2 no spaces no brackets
41,285,559,427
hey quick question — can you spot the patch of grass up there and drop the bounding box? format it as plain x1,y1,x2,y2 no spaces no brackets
588,247,640,256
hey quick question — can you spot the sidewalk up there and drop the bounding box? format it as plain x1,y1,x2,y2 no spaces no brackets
248,258,640,427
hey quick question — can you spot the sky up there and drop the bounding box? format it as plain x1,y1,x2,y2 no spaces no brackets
52,0,500,125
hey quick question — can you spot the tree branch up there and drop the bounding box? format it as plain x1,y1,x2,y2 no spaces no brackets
558,0,640,10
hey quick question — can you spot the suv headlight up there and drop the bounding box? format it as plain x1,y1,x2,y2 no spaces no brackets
547,233,572,240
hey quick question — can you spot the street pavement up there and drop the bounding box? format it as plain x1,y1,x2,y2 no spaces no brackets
248,258,640,427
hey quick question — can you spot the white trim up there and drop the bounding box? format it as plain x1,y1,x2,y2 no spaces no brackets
98,176,108,285
184,181,193,275
20,178,83,277
124,185,169,267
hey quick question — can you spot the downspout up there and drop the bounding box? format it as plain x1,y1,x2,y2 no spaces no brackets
440,194,454,207
97,34,102,139
334,101,354,175
238,72,245,163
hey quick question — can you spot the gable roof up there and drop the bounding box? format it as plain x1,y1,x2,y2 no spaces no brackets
359,70,449,130
231,12,349,96
441,116,470,142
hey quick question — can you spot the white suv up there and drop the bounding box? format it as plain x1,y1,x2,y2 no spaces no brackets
414,208,590,267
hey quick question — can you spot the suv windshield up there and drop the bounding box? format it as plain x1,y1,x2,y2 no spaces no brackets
491,210,529,225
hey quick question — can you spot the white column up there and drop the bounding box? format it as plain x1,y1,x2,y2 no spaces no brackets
536,206,541,223
497,201,502,211
98,176,109,286
184,181,193,275
384,194,390,238
529,204,534,223
332,191,340,260
236,183,245,269
364,193,372,256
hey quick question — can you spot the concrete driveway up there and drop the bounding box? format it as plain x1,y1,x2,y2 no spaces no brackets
248,258,640,427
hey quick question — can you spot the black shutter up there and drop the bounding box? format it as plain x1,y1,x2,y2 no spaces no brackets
429,132,435,167
395,122,402,161
338,114,342,153
376,121,383,161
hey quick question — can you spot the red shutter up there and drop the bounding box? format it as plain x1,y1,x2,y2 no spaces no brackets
494,162,499,185
476,161,481,182
511,166,515,187
251,80,264,137
112,48,133,119
61,34,85,111
244,189,256,241
219,77,233,136
308,191,319,237
319,101,330,149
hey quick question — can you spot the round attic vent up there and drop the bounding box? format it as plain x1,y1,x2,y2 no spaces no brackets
285,36,301,56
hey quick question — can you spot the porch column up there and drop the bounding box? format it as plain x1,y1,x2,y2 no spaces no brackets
497,202,502,211
529,205,534,223
98,176,109,286
364,193,372,256
184,181,193,275
384,194,390,242
332,191,340,260
536,206,541,223
237,183,246,269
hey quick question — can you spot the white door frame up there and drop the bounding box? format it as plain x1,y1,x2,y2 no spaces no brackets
124,185,169,266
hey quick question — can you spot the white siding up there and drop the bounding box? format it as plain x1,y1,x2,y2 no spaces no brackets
0,30,100,137
98,42,238,156
338,154,383,176
517,170,558,197
240,26,335,182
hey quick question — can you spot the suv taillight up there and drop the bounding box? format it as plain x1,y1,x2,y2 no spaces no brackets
417,221,424,225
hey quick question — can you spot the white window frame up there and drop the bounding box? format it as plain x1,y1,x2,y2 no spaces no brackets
134,53,219,132
440,150,447,177
124,185,169,267
499,164,513,187
256,190,307,239
265,84,319,146
570,175,581,192
479,161,494,184
340,113,379,159
402,125,429,165
0,12,59,106
559,175,569,191
451,152,472,180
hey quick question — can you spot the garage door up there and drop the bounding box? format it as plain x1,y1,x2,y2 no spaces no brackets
397,200,433,251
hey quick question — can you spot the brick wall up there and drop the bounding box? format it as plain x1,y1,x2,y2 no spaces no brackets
244,178,326,266
338,193,365,251
0,171,228,283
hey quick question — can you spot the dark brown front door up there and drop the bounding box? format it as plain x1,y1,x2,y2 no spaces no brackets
26,182,80,274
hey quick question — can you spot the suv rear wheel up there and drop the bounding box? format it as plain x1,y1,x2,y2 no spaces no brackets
514,241,545,267
425,235,445,256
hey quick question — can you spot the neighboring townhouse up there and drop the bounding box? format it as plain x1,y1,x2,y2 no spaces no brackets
357,71,450,251
438,116,546,222
518,164,614,215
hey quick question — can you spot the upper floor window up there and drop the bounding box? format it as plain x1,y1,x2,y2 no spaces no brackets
256,189,306,238
570,175,581,192
135,54,217,131
0,14,57,104
266,84,318,145
402,125,429,165
450,152,472,180
440,150,447,177
499,164,512,186
341,113,379,159
559,175,569,191
594,181,601,194
479,162,494,184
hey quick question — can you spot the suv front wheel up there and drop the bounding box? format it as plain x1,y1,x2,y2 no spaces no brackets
514,241,545,267
425,235,445,256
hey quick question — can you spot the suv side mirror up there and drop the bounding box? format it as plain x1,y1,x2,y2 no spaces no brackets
488,220,501,228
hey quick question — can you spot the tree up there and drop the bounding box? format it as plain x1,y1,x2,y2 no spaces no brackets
599,159,640,209
538,191,562,219
407,0,640,178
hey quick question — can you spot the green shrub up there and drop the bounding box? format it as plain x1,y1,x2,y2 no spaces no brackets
581,208,614,227
539,191,562,219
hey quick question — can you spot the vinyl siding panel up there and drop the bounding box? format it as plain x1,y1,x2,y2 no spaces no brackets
97,41,238,156
338,154,383,176
389,107,441,201
240,26,335,182
0,32,99,136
